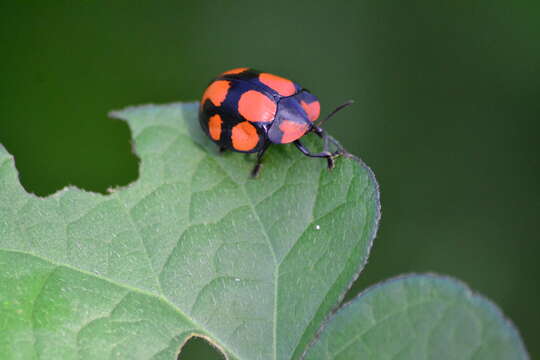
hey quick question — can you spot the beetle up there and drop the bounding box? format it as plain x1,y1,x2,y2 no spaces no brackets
199,67,352,177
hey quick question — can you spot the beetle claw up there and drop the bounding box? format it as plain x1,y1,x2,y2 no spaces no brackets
251,163,262,178
327,156,335,170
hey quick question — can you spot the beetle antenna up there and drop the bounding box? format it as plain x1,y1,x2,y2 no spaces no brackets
317,100,354,127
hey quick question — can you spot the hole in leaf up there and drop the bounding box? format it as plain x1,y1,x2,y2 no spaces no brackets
0,114,139,197
177,335,225,360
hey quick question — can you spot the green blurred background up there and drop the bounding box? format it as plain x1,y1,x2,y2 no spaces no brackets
1,1,538,358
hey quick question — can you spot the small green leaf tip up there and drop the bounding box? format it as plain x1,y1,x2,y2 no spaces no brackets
303,274,528,360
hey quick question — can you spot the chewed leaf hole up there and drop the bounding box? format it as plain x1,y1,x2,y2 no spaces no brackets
178,335,225,360
0,114,139,197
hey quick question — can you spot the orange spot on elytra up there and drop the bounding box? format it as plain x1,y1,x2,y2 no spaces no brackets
208,114,222,141
201,80,230,107
259,73,296,96
238,90,277,123
231,121,259,151
221,67,249,75
301,100,320,122
279,120,309,143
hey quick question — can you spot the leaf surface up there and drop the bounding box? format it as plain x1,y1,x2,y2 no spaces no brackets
0,103,380,360
303,274,528,360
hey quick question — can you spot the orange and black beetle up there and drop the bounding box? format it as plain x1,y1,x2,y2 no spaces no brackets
199,68,351,177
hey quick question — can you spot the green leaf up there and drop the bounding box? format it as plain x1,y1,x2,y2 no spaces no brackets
0,102,380,359
303,274,528,360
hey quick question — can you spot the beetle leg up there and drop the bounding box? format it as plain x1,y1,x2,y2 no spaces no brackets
294,139,338,170
312,126,324,138
312,126,331,153
311,126,344,156
251,143,271,178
